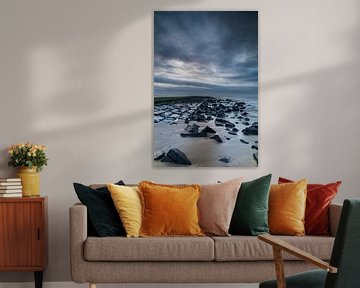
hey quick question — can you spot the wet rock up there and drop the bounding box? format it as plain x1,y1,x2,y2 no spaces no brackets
197,114,206,122
219,157,230,163
154,153,165,161
253,152,258,165
180,130,207,138
243,122,250,126
184,118,190,124
228,131,237,135
251,145,258,150
161,148,191,165
185,123,199,134
201,126,216,134
232,127,239,132
240,139,249,144
215,118,228,126
216,111,226,118
244,117,250,121
210,134,223,143
225,122,235,128
242,125,258,135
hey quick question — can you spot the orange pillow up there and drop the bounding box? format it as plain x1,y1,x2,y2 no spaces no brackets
279,177,341,236
269,179,307,236
138,181,204,237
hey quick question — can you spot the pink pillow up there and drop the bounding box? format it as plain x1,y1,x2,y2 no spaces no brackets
198,178,242,236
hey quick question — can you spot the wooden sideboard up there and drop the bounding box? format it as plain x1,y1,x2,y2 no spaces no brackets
0,197,47,288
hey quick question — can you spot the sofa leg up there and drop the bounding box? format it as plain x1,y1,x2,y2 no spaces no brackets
89,283,96,288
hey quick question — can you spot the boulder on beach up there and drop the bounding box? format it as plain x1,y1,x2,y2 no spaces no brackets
228,131,237,135
181,123,208,137
154,151,166,161
185,123,199,134
161,148,192,165
201,126,216,134
240,139,249,144
214,118,228,126
242,124,258,135
210,134,223,143
225,122,235,128
253,152,258,165
219,157,230,163
251,145,258,150
180,130,207,138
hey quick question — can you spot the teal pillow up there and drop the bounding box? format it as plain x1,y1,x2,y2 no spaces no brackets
229,174,272,236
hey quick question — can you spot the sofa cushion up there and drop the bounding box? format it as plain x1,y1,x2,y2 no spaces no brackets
84,236,214,261
107,184,142,238
198,178,242,236
73,181,126,237
139,181,203,237
212,236,334,261
229,174,271,236
279,177,341,236
269,179,307,236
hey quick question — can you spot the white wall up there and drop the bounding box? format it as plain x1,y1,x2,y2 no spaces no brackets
0,0,359,282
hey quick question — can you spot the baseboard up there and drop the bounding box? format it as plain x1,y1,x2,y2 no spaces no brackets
0,282,259,288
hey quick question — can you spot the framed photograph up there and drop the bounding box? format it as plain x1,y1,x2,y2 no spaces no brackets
153,11,258,167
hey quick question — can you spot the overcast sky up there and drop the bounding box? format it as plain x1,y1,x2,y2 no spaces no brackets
154,11,258,99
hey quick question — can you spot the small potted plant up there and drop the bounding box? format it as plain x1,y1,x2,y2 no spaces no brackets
8,143,48,197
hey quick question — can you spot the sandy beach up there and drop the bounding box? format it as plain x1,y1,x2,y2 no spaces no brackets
153,96,258,167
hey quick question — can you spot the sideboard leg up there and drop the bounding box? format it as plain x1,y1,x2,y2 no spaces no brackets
34,271,43,288
90,283,97,288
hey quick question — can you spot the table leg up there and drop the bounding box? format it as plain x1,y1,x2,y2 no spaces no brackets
34,271,43,288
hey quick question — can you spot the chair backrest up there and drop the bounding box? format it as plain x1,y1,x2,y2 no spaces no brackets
325,199,360,288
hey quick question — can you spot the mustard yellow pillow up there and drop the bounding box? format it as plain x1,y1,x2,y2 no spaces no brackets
269,179,307,236
107,183,142,238
138,181,204,237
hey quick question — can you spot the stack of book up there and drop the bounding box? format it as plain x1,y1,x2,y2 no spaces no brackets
0,178,22,197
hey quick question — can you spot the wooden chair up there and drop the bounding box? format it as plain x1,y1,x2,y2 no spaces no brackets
258,199,360,288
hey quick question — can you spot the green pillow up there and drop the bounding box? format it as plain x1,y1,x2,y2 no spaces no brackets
229,174,272,236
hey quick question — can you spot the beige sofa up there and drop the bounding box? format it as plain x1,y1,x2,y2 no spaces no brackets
70,203,342,287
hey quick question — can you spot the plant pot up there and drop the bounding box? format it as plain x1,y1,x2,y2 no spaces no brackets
16,167,40,197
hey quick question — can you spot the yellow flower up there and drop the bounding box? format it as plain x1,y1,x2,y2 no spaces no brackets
27,152,32,157
8,149,13,155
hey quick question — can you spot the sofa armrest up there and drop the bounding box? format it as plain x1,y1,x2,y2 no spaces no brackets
329,203,342,237
69,203,88,283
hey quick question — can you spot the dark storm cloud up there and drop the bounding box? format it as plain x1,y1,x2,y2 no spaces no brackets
154,11,258,98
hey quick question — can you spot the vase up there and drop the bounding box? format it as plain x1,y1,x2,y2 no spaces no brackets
16,167,40,197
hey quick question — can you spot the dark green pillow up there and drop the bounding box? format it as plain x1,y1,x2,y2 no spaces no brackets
73,181,126,237
229,174,272,236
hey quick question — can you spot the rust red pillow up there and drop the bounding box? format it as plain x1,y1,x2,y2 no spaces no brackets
278,177,341,236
